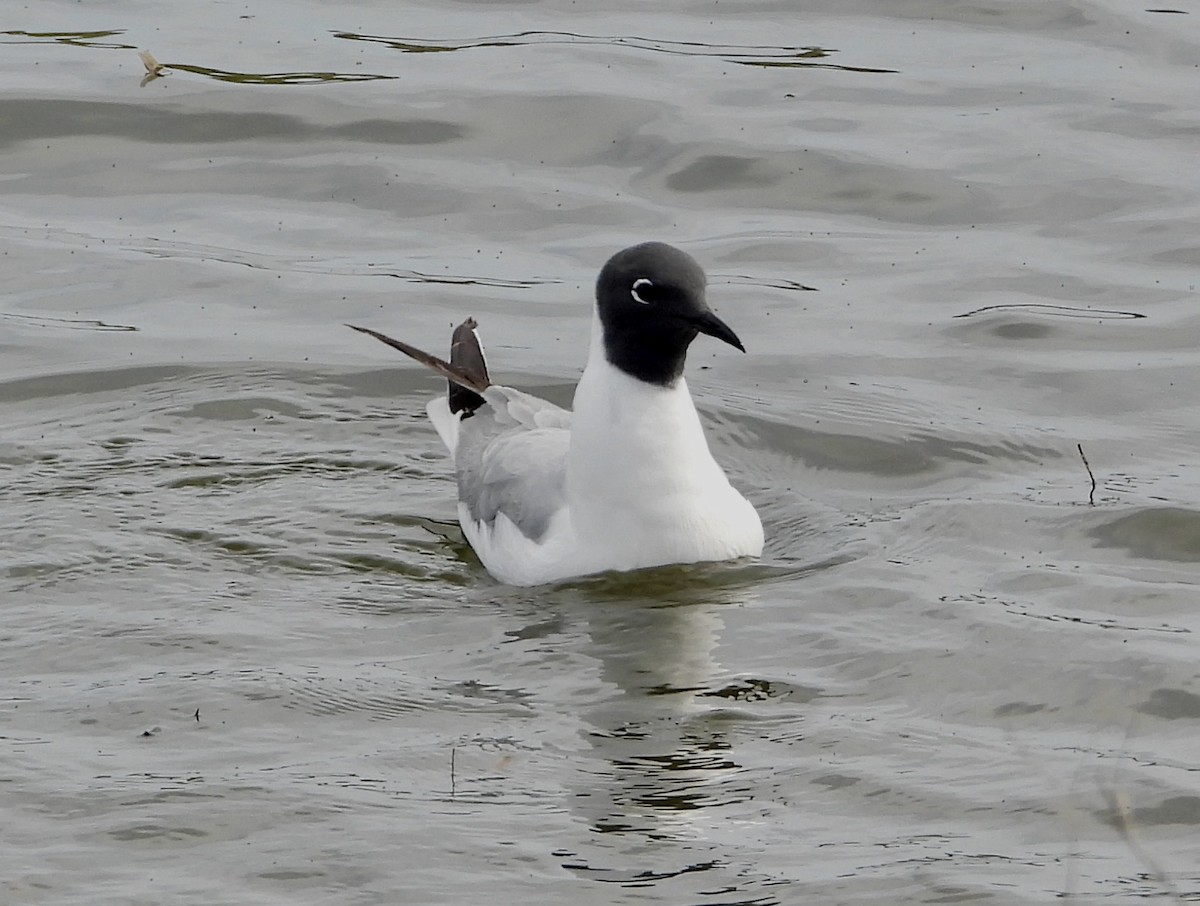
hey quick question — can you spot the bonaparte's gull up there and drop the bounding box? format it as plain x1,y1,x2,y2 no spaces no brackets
349,242,764,585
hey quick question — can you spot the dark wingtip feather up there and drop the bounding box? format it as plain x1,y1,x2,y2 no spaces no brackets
347,322,490,398
448,318,489,416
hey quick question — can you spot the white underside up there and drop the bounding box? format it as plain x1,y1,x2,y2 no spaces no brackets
433,319,763,586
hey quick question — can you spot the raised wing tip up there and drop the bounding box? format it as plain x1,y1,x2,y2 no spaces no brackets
449,317,488,416
348,321,490,396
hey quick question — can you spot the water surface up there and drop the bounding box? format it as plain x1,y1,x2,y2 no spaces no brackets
3,1,1200,903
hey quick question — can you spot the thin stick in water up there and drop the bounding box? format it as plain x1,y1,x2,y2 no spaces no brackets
1077,443,1096,506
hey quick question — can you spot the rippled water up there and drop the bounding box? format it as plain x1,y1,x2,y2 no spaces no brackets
4,1,1200,903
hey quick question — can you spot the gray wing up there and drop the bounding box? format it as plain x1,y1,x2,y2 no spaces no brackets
454,386,572,542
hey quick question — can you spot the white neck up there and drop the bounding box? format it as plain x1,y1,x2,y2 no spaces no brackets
566,313,731,544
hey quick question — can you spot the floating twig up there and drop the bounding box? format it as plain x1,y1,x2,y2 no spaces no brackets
1077,443,1096,506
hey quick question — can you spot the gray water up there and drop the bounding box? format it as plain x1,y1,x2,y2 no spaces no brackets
3,2,1200,903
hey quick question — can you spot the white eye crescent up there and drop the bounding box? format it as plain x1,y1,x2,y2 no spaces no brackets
631,278,654,305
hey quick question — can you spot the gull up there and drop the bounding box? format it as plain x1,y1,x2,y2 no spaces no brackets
349,242,764,585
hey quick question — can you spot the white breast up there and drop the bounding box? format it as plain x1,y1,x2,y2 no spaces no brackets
564,341,763,572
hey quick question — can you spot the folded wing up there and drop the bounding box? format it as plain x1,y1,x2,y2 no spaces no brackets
349,319,573,543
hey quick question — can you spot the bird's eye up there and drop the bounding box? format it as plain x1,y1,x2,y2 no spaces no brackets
631,278,655,305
